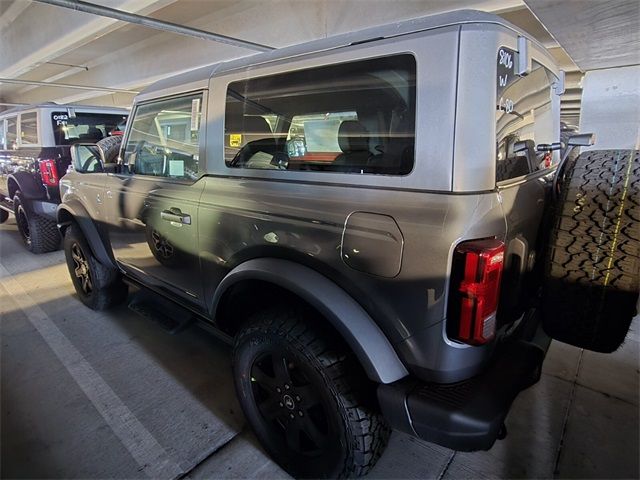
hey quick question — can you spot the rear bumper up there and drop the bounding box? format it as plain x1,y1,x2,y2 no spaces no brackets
378,309,550,451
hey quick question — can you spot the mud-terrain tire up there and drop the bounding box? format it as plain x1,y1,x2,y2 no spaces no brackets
13,191,61,253
96,135,122,164
63,224,127,310
543,150,639,352
233,310,390,478
0,208,8,224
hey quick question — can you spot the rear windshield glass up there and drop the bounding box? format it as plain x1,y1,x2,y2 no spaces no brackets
51,112,128,145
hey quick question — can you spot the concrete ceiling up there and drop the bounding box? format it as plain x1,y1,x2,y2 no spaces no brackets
0,0,612,123
525,0,640,71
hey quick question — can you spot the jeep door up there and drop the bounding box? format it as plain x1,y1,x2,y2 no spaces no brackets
104,93,206,306
494,49,559,322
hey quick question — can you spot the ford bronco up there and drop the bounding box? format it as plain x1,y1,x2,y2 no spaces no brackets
57,10,639,478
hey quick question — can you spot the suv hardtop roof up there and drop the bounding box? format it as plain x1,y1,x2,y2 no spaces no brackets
0,103,128,117
139,9,548,101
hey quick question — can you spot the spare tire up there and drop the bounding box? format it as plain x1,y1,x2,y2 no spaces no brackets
96,135,123,164
543,150,639,352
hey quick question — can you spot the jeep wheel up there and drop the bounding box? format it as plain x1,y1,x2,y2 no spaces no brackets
64,224,128,310
0,208,8,224
13,191,60,253
233,310,390,478
543,150,639,352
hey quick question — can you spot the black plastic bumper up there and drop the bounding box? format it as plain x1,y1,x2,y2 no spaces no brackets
378,309,550,452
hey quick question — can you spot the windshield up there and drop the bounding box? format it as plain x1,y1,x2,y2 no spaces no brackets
51,112,128,145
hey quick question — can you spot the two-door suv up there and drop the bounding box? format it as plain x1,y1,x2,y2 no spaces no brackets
57,10,639,478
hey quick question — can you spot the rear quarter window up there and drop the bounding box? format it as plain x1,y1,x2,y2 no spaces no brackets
6,117,17,150
224,54,416,175
20,112,39,145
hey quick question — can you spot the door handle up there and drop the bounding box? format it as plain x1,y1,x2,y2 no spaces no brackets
161,208,191,225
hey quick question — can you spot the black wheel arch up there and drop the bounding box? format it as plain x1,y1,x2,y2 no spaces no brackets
211,257,409,384
57,201,116,269
8,172,45,200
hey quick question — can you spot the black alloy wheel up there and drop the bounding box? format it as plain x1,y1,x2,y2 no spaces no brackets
71,242,93,295
15,202,31,248
63,224,127,310
233,311,390,478
250,351,336,458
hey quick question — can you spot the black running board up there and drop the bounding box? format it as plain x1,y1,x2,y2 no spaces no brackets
378,310,550,452
128,290,194,334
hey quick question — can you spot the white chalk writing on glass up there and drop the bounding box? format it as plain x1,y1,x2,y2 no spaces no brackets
499,49,513,69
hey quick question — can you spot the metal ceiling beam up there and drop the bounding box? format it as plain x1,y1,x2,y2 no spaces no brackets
0,78,139,94
33,0,274,52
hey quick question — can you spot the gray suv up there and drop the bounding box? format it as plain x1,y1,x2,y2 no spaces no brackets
57,10,639,478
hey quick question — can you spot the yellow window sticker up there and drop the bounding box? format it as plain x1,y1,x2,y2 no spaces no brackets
229,134,242,147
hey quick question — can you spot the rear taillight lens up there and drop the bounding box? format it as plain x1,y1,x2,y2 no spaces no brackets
39,159,59,187
448,238,505,345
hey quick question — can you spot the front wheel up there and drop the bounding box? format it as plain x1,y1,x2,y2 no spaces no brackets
63,224,128,310
233,310,390,478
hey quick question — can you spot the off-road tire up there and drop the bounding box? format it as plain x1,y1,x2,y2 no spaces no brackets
96,135,123,164
233,310,390,478
0,208,8,224
543,150,639,352
13,191,60,253
63,224,127,310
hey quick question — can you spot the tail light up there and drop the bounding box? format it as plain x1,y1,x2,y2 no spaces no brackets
447,238,505,345
39,159,59,187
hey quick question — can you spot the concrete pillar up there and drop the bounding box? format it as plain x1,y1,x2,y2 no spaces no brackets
579,65,640,150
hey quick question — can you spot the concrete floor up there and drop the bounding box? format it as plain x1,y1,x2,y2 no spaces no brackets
1,218,638,479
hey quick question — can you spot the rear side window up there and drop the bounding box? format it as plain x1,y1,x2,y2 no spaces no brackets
6,117,17,150
225,54,416,175
51,112,127,145
122,93,203,180
20,112,39,145
496,48,556,182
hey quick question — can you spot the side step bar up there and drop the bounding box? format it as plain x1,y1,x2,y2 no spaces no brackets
378,310,550,451
128,290,194,334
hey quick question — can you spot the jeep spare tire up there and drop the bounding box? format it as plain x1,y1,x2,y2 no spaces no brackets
96,134,123,164
543,150,639,352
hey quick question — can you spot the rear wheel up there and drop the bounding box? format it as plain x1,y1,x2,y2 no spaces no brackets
233,310,390,478
13,191,60,253
0,208,8,224
63,224,127,310
543,150,639,352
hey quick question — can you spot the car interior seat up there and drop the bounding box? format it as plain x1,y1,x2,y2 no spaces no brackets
333,120,371,170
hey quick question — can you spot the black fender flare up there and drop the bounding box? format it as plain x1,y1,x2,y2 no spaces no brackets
7,172,44,200
211,258,409,384
56,200,116,268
